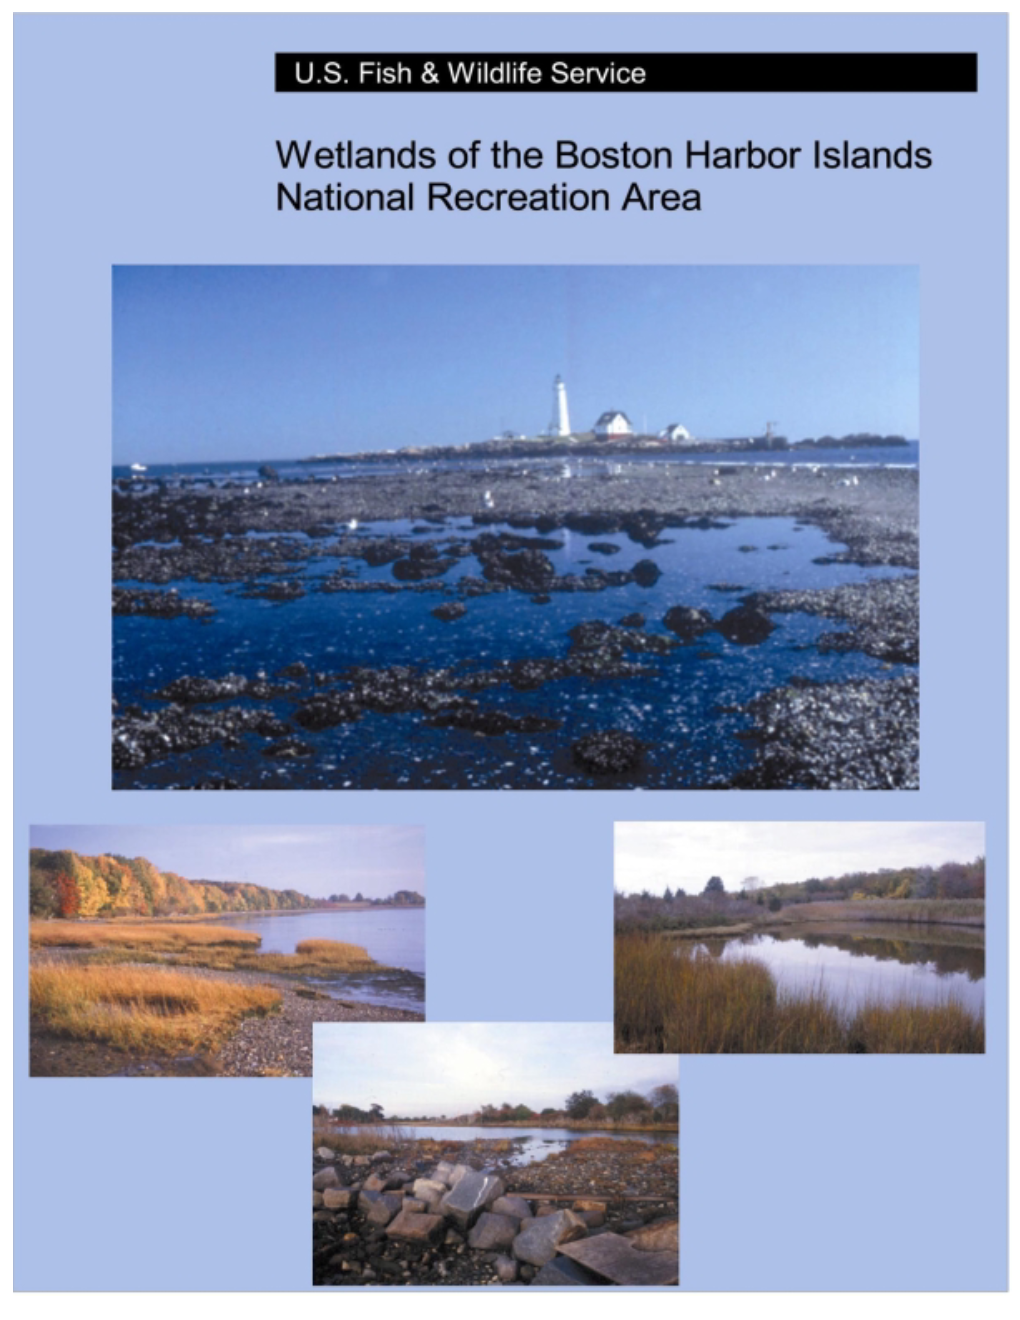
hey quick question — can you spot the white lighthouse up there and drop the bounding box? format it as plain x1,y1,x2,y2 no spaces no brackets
548,375,571,437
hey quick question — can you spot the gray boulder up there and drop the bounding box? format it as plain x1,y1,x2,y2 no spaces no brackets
439,1171,506,1230
385,1209,445,1243
494,1255,518,1283
413,1177,448,1204
313,1167,339,1191
492,1195,532,1222
315,1146,335,1161
322,1188,356,1211
512,1209,588,1266
468,1212,519,1252
531,1257,602,1286
361,1191,402,1227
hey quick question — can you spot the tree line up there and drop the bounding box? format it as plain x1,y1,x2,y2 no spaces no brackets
30,848,320,919
313,1084,678,1127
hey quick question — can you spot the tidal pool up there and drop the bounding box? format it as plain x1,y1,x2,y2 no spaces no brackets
113,513,916,789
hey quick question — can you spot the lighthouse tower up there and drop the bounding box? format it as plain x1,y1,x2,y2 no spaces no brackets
549,375,571,437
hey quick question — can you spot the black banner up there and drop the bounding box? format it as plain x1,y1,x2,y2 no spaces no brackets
275,52,978,94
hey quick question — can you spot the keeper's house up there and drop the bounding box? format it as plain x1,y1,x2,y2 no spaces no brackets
593,410,634,438
659,423,693,443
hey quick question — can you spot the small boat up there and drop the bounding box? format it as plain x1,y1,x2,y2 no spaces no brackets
129,462,148,472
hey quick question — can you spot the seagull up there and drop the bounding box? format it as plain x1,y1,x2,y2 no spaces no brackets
347,518,359,531
483,490,495,509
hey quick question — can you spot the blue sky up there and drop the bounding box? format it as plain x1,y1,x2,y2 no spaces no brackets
615,822,985,896
29,824,424,899
313,1022,676,1117
113,265,918,463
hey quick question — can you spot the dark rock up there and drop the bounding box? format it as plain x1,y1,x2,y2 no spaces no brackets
238,579,306,602
293,692,362,730
618,613,646,628
631,559,662,587
662,605,715,641
571,730,644,776
277,661,309,679
261,738,314,759
431,601,467,622
716,605,776,645
588,542,621,556
478,548,556,593
112,588,215,620
392,555,457,582
424,710,562,737
156,674,249,704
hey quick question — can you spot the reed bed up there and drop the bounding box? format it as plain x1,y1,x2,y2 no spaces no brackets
615,932,984,1054
313,1122,412,1156
30,964,281,1054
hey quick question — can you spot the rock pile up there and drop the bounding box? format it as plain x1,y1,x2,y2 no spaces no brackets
312,1149,678,1287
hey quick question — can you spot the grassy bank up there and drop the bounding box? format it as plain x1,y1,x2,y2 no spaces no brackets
773,899,984,928
30,921,386,976
615,932,984,1054
30,964,281,1054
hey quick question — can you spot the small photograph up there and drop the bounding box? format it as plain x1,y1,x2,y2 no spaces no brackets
29,824,425,1076
615,821,984,1054
312,1022,678,1287
113,265,918,791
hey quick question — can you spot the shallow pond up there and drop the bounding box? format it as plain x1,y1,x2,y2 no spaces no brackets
215,908,424,1012
687,923,984,1017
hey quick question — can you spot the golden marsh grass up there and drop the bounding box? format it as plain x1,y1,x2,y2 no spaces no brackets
30,964,281,1054
29,921,262,951
30,922,383,975
615,932,984,1054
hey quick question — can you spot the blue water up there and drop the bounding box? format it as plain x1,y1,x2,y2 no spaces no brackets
114,509,915,789
215,908,424,1012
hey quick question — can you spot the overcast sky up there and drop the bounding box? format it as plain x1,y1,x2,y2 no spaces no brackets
113,265,918,463
313,1022,676,1117
615,821,986,895
29,824,424,899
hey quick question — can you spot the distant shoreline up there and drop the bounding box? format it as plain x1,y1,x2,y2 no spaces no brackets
296,434,913,467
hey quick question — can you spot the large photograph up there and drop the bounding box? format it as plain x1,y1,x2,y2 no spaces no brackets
113,265,919,790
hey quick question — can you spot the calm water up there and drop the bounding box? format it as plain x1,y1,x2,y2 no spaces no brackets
688,924,984,1016
346,1125,675,1165
215,908,424,1011
114,511,916,789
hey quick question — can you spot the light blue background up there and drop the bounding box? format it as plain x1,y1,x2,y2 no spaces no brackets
15,12,1007,1291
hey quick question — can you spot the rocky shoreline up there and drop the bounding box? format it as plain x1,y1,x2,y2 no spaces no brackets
312,1139,678,1287
113,462,919,790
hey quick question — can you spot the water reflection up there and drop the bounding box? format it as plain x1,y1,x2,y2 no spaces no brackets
688,924,984,1016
